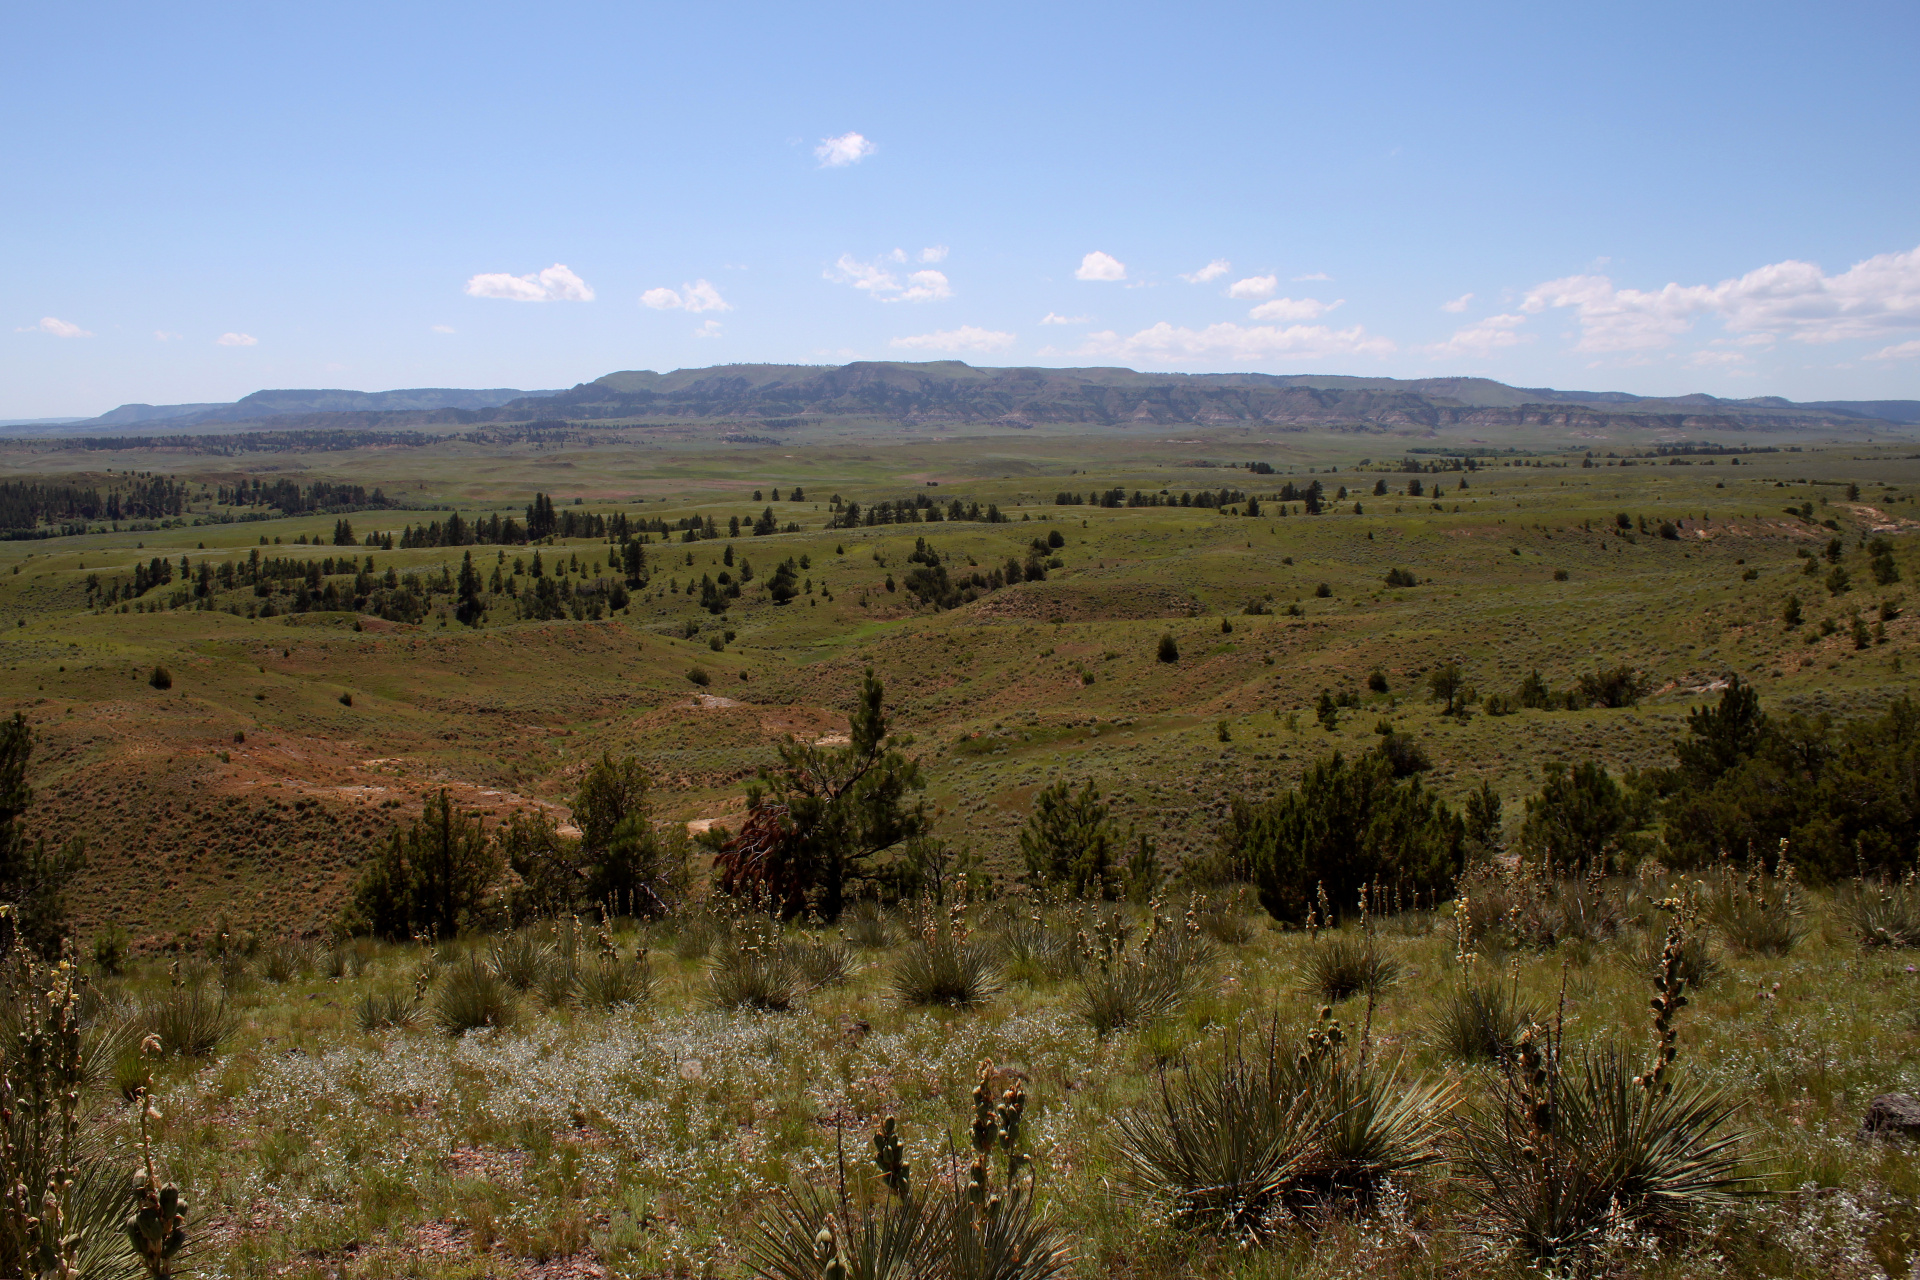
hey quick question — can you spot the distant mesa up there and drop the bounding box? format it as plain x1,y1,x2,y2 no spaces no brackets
7,365,1917,437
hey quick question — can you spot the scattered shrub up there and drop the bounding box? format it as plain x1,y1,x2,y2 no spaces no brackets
148,665,172,690
841,900,893,949
432,957,517,1035
687,666,711,687
1116,1011,1447,1238
1428,979,1538,1061
355,990,423,1032
1304,934,1401,1003
488,931,557,992
90,927,128,976
143,984,237,1058
707,944,803,1012
1157,633,1179,663
891,936,1000,1009
1841,876,1920,947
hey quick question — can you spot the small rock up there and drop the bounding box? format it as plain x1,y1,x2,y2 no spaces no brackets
1861,1093,1920,1139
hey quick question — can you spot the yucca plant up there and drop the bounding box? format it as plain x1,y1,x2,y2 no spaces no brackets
488,931,557,992
1428,978,1539,1062
708,944,804,1012
1840,875,1920,947
354,990,423,1032
1454,906,1756,1267
891,937,1000,1009
1072,907,1207,1035
787,938,854,991
1116,1009,1447,1238
1704,854,1804,955
576,948,653,1012
1304,933,1401,1003
258,937,310,984
987,914,1079,984
841,900,895,950
432,956,517,1035
143,983,236,1058
1190,889,1257,946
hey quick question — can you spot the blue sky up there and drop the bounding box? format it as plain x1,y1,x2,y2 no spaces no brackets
5,0,1918,418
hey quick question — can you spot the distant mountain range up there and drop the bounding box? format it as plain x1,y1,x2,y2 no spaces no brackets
9,364,1918,437
1,386,559,433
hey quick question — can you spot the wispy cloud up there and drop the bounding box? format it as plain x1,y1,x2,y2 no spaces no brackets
215,332,258,347
815,131,876,167
1868,338,1920,362
1294,272,1331,281
641,279,732,313
694,320,723,339
1180,258,1230,283
430,324,456,334
153,330,182,342
1426,313,1528,358
920,245,949,263
1074,320,1393,363
1075,251,1127,282
1227,275,1278,299
17,316,91,338
1523,243,1920,352
1441,293,1474,313
465,263,594,302
826,254,951,302
1247,297,1339,322
1041,312,1089,325
891,326,1016,353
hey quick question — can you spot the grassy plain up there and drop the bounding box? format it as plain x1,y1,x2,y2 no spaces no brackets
4,418,1920,1276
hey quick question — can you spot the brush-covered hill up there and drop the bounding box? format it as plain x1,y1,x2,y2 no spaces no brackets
501,363,1920,433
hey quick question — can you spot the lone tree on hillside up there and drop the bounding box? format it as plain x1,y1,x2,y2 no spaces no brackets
715,670,927,918
1017,778,1156,900
575,753,687,917
1428,662,1467,716
348,790,502,938
0,713,85,958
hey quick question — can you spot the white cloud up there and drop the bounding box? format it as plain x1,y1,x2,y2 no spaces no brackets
1524,243,1920,353
897,270,951,302
1248,296,1339,322
18,316,91,338
1294,272,1331,281
1180,259,1230,284
465,263,594,302
826,255,950,302
1074,320,1394,364
153,330,182,342
920,245,949,263
1441,293,1474,313
891,326,1016,353
430,324,456,334
1075,251,1127,282
642,279,732,312
1868,338,1920,362
694,320,723,339
815,132,876,167
1227,275,1278,299
1041,312,1089,325
1427,313,1529,358
215,332,258,347
1689,349,1748,367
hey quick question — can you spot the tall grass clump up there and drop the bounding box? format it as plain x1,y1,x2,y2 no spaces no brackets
1190,887,1258,946
1703,848,1804,955
1074,905,1210,1035
749,1061,1069,1280
488,929,557,992
1304,933,1401,1003
1115,1010,1449,1241
354,990,423,1033
707,906,804,1012
891,902,1000,1010
432,955,517,1035
143,979,237,1058
988,911,1079,984
841,899,894,950
1452,900,1755,1268
574,925,654,1011
1841,872,1920,947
